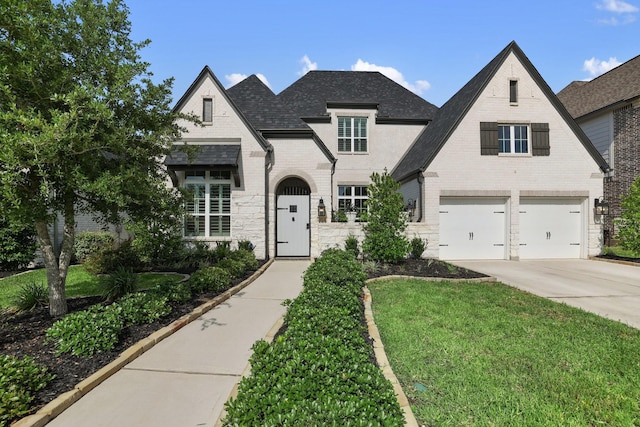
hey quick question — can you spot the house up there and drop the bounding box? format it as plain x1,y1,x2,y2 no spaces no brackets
168,41,607,260
557,54,640,243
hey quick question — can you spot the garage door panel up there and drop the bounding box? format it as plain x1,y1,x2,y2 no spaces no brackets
519,199,582,259
439,198,507,260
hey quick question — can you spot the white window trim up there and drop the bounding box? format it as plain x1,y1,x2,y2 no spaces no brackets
338,184,368,215
338,117,368,153
498,124,531,156
202,97,213,125
183,170,232,238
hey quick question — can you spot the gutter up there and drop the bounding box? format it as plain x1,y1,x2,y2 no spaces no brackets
417,172,424,222
264,146,274,260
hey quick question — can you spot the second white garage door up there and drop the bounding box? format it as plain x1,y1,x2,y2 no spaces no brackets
439,198,507,260
519,198,583,259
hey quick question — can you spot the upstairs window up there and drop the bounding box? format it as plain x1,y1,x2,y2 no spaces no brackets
498,125,529,154
509,80,518,103
184,170,231,237
338,117,367,153
203,98,213,123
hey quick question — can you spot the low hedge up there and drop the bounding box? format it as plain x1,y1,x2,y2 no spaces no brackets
223,249,404,426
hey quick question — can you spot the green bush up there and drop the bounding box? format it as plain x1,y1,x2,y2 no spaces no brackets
100,267,138,302
223,250,404,426
304,249,366,293
216,258,245,279
237,240,255,252
46,305,124,356
11,281,48,311
361,170,409,263
229,249,259,272
0,216,37,271
115,293,172,325
617,176,640,254
410,236,427,259
128,219,185,267
188,266,231,294
344,234,360,259
0,355,55,425
83,241,142,274
73,231,115,262
149,278,192,303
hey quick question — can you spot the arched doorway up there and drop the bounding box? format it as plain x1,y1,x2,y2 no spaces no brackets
276,177,311,257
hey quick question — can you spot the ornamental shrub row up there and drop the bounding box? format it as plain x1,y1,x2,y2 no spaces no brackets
223,249,404,426
0,355,55,425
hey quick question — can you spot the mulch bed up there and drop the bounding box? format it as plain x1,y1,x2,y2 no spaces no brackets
0,258,483,424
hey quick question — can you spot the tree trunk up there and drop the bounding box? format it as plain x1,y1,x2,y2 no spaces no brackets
35,197,76,317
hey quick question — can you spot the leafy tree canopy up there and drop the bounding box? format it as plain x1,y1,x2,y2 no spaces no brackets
0,0,190,316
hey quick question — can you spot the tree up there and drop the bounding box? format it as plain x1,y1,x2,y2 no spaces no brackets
0,0,188,316
361,169,410,263
617,176,640,254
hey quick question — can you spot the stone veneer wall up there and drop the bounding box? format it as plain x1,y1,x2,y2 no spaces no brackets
605,104,640,241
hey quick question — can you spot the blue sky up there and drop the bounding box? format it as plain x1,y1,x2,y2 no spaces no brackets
127,0,639,107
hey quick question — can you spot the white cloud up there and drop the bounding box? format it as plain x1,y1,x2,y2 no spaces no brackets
596,0,639,13
582,56,622,78
224,73,271,89
351,59,431,95
298,55,318,76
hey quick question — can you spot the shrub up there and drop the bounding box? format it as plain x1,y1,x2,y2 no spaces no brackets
188,266,231,294
46,304,124,356
73,231,115,262
128,219,186,267
11,281,48,311
237,240,255,252
0,215,37,271
304,249,366,293
216,258,245,279
100,267,138,302
361,170,409,263
223,250,404,426
229,249,259,272
0,355,55,425
617,176,640,254
149,278,192,303
344,234,360,259
410,236,428,259
116,293,172,325
83,241,142,274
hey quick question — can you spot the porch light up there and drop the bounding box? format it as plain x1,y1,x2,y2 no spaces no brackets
318,198,327,222
594,197,610,216
405,198,417,221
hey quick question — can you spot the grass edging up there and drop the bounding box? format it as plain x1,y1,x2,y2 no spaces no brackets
12,259,275,427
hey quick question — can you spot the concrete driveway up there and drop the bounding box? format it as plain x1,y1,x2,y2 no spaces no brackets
453,259,640,329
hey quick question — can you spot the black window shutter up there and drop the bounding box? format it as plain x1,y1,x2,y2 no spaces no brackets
480,122,498,155
531,123,550,156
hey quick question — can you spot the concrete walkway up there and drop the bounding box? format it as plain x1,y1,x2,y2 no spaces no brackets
453,259,640,329
44,259,310,427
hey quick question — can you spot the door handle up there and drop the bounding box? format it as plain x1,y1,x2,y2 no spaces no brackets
469,232,474,240
306,223,310,230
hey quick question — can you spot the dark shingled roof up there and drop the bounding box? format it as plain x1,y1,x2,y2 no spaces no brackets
227,75,310,131
277,71,438,121
557,54,640,119
392,41,609,182
164,144,241,167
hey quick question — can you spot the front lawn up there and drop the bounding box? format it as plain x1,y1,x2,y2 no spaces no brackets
0,265,182,309
369,278,640,426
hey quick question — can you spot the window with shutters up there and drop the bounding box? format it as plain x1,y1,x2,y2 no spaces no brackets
184,170,231,237
338,117,368,153
203,98,213,123
481,122,549,156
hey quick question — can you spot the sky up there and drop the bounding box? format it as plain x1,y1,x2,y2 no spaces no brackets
125,0,640,108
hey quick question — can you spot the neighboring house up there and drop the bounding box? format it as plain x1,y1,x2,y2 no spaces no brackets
557,54,640,242
168,41,607,260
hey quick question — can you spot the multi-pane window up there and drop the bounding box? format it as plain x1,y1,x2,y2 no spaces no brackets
509,80,518,103
338,117,367,152
203,98,213,122
498,125,529,154
338,185,368,215
184,170,231,237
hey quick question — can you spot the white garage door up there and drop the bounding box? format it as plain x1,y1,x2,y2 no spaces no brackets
519,199,582,259
439,198,507,260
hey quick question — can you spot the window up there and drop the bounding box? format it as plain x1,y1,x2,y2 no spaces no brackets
338,117,367,152
184,170,231,237
338,185,368,215
498,125,529,154
203,98,213,123
509,80,518,103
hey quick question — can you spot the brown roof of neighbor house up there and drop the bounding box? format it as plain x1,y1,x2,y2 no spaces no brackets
557,54,640,119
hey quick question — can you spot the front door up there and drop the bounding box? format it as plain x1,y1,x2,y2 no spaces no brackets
276,194,310,257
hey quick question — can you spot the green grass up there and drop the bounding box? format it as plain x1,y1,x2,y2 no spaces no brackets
369,279,640,426
602,245,640,259
0,266,182,309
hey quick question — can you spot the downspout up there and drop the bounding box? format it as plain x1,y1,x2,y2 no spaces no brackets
417,171,424,222
330,160,337,215
264,146,273,260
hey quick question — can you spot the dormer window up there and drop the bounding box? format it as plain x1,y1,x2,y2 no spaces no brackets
509,80,518,103
203,98,213,123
